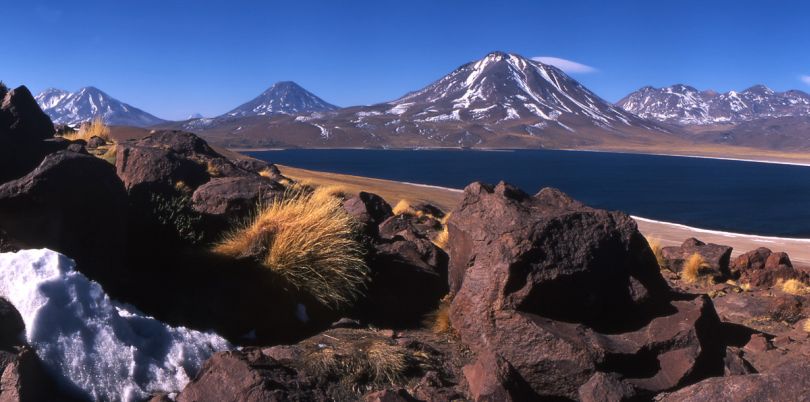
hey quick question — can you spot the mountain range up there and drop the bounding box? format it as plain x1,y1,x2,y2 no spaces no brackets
171,51,673,149
617,84,810,126
31,51,810,151
35,87,166,127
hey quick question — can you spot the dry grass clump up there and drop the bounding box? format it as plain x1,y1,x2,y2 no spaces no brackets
681,253,713,284
423,295,453,334
646,237,667,270
779,279,810,296
213,189,369,308
311,185,350,202
305,339,409,386
392,199,413,216
803,319,810,333
62,116,110,142
432,225,449,250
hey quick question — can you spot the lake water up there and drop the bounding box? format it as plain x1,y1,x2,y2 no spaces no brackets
246,149,810,238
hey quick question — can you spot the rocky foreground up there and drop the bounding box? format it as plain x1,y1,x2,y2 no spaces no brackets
1,84,810,401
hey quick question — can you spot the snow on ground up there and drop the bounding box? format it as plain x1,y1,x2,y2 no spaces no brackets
0,249,231,402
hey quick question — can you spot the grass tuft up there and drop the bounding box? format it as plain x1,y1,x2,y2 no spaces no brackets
423,295,453,334
646,237,667,270
803,319,810,333
681,253,713,284
305,338,408,387
392,199,413,216
213,188,369,308
779,279,810,295
62,116,110,142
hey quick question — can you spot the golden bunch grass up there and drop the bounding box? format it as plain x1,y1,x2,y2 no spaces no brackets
779,279,810,296
305,339,408,386
310,185,350,202
646,237,667,270
803,319,810,333
62,116,110,142
423,295,453,334
392,199,413,216
681,253,713,284
432,225,449,250
213,188,369,308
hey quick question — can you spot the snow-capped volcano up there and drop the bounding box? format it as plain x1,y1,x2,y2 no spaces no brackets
388,51,648,130
36,87,166,127
224,81,337,117
617,84,810,125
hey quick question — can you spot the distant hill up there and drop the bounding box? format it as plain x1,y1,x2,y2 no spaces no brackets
35,87,166,127
224,81,338,117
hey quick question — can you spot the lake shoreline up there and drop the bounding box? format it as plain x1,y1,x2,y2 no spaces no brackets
235,146,810,168
277,164,810,265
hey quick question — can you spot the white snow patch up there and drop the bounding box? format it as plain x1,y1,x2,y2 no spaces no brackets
388,103,412,115
0,249,231,402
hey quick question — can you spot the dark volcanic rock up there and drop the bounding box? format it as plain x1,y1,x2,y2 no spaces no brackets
0,85,54,141
0,85,64,183
0,150,128,281
379,213,443,241
462,350,534,402
731,247,808,288
578,372,637,402
365,238,449,327
177,349,321,402
0,298,83,401
661,238,732,279
343,192,393,235
446,182,723,399
191,176,284,222
178,328,462,402
86,135,107,149
655,360,810,402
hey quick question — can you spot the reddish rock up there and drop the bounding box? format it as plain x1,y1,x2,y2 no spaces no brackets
463,351,533,402
578,372,636,402
446,182,722,399
661,238,732,279
655,361,810,402
723,347,755,376
177,349,320,402
731,247,809,288
379,213,443,241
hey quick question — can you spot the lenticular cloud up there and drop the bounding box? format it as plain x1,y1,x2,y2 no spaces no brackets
0,249,231,401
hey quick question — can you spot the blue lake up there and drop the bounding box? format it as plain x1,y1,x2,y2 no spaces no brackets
246,149,810,238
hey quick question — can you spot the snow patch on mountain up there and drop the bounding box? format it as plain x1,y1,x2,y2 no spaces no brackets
35,87,166,127
225,81,337,117
0,249,231,402
618,84,810,125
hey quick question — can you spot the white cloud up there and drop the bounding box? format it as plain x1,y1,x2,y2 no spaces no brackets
801,75,810,86
531,56,598,74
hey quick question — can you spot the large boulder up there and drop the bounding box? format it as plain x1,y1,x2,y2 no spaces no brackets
0,150,128,281
655,360,810,402
661,238,732,280
0,85,64,183
446,182,723,399
731,247,808,288
191,176,284,223
364,237,449,327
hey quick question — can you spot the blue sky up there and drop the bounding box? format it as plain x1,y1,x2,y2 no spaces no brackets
3,0,809,120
